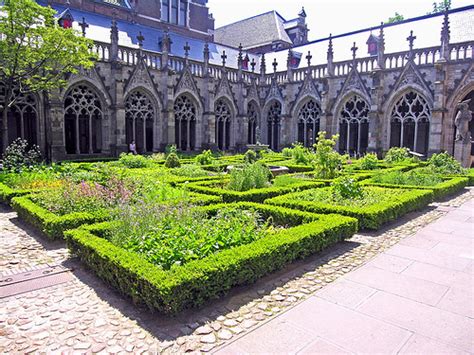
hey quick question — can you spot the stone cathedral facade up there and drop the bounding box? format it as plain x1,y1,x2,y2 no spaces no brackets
1,1,473,165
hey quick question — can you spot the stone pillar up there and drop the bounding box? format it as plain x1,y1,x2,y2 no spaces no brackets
454,141,471,167
430,62,447,157
48,90,66,161
369,68,384,155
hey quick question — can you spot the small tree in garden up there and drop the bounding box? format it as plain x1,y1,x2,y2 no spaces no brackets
0,0,96,151
0,138,42,171
312,131,343,179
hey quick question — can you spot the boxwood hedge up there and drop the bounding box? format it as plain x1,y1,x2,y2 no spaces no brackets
64,202,357,314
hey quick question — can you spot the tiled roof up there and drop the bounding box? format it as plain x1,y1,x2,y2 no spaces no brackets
214,11,292,49
269,6,474,69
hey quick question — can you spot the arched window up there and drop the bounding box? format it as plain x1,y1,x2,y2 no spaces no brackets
125,91,155,153
0,84,38,150
215,99,232,150
247,101,258,144
339,95,370,155
174,94,196,151
64,85,102,154
297,99,321,147
267,101,282,151
390,91,430,155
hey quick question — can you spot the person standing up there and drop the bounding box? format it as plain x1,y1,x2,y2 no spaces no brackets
129,140,137,155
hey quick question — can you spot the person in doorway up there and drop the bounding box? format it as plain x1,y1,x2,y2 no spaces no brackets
129,140,137,155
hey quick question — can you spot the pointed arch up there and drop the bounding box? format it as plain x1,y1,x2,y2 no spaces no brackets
174,93,198,151
125,89,158,153
265,99,282,151
388,89,431,155
63,83,104,154
294,96,322,147
214,96,234,151
247,99,260,144
336,93,370,155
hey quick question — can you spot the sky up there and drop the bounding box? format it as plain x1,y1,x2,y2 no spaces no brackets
207,0,473,40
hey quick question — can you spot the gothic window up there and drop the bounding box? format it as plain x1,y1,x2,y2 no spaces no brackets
297,99,321,148
390,91,431,155
267,100,282,151
162,0,187,26
0,84,38,148
161,0,169,22
215,99,232,151
247,101,259,144
339,95,370,155
125,91,155,153
174,94,196,151
64,84,103,155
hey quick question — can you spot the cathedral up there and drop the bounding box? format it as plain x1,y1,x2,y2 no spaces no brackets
1,0,473,165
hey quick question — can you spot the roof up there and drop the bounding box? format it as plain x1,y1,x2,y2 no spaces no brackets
37,1,259,70
214,10,292,50
269,6,474,69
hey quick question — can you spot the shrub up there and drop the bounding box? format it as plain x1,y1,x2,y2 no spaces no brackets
195,150,214,165
331,176,364,200
149,153,166,162
281,147,292,158
371,170,442,187
228,163,271,191
428,152,466,175
165,144,178,155
384,147,411,164
118,153,152,169
244,149,258,164
312,131,343,179
171,164,209,177
164,153,181,168
291,143,311,165
1,138,42,172
359,153,379,170
272,174,305,187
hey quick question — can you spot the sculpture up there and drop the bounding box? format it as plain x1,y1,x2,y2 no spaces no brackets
454,99,472,143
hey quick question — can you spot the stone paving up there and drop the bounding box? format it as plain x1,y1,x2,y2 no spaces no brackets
216,194,474,354
0,189,473,354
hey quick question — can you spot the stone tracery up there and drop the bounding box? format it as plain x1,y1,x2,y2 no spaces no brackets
125,90,155,153
267,100,282,151
215,98,232,150
247,101,259,145
174,94,196,151
297,99,321,147
338,95,370,155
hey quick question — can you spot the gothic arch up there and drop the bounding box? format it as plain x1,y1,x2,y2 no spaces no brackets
336,94,370,155
447,82,474,155
125,89,158,153
61,76,112,109
247,99,260,144
63,83,105,155
294,96,322,147
214,96,235,150
264,99,283,151
387,89,432,155
174,93,199,151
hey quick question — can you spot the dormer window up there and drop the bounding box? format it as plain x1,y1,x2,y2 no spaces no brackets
161,0,187,26
366,34,379,56
58,9,74,29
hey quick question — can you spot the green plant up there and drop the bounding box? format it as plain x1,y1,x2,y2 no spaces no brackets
312,131,343,179
118,153,151,169
331,176,364,200
371,170,443,186
291,143,311,165
165,144,178,155
1,138,42,172
228,163,271,192
281,147,292,158
195,150,214,165
149,153,166,162
428,152,466,175
384,147,412,164
359,153,379,170
164,153,181,168
272,175,304,187
244,149,258,164
171,164,209,178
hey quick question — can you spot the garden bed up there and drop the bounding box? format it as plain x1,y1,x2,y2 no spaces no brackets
266,186,434,230
64,202,357,313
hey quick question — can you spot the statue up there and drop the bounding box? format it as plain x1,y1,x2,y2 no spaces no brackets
454,99,472,143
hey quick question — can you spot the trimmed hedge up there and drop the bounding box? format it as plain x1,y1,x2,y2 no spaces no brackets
361,177,468,200
11,191,222,240
186,179,325,203
266,187,434,230
65,202,357,313
0,182,33,204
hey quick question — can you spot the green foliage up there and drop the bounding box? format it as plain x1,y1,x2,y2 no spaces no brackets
384,147,412,164
387,12,404,23
1,138,42,172
170,164,210,178
165,144,177,155
428,152,466,175
64,203,357,313
312,131,343,179
244,149,258,164
272,175,304,187
331,176,364,200
371,170,443,187
281,147,292,158
228,163,271,192
110,205,269,270
358,153,379,170
118,153,151,169
195,150,214,165
429,0,451,14
164,153,181,168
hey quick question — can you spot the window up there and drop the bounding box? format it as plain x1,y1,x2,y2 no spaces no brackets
338,95,370,155
171,0,178,24
161,0,169,22
179,1,187,26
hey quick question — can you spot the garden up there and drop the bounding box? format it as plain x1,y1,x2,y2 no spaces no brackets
1,136,472,313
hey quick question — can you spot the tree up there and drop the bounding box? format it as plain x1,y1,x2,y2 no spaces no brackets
0,0,96,152
429,0,451,14
387,12,405,24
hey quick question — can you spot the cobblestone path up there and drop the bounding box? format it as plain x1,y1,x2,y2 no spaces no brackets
1,189,472,354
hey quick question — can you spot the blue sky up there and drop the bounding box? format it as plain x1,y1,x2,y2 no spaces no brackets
208,0,472,39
